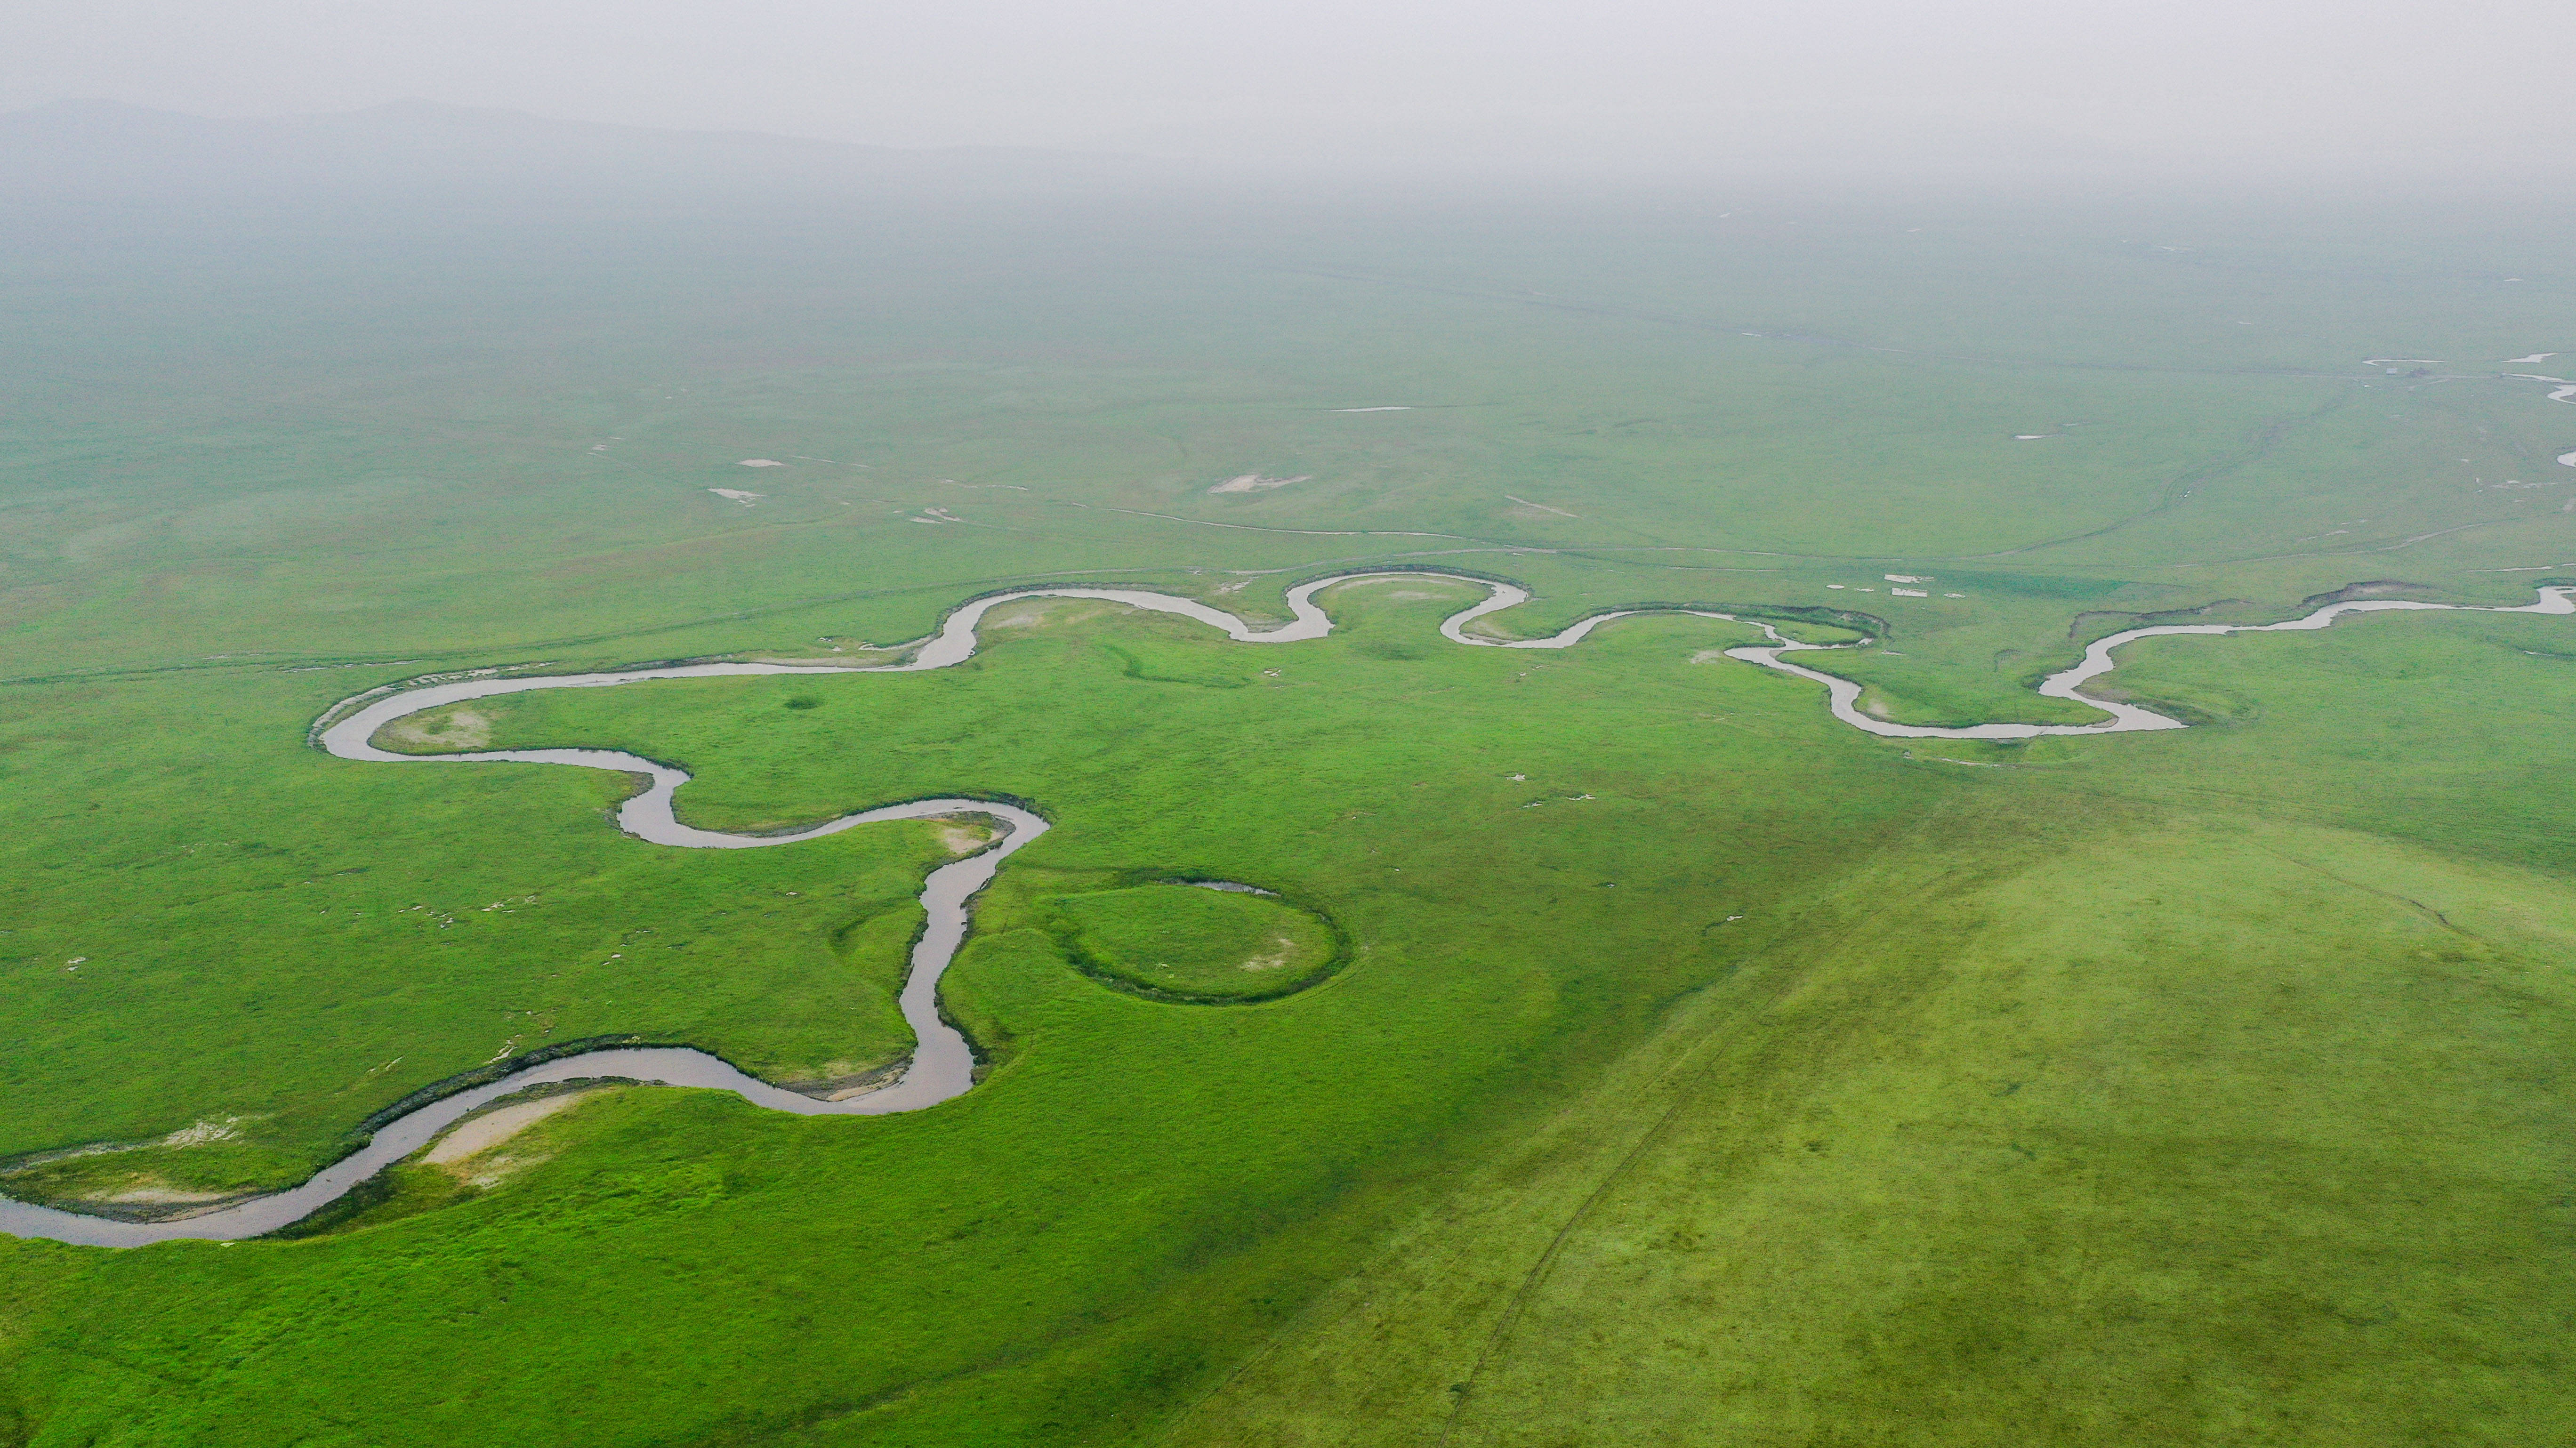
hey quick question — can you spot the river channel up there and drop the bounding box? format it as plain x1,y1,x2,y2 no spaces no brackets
6,572,2570,1245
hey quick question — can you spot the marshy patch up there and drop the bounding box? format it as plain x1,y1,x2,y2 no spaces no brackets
1044,882,1341,1003
377,704,493,750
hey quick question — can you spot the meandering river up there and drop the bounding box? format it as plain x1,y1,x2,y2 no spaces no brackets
7,572,2571,1246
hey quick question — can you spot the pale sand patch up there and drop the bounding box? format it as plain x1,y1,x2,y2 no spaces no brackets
1689,648,1732,664
1241,935,1299,972
822,1069,906,1102
1208,473,1312,494
737,459,787,467
985,597,1115,630
1330,577,1473,601
708,488,765,506
936,821,996,853
749,649,895,666
102,1184,232,1206
0,1118,250,1186
427,1087,616,1167
383,706,491,750
459,1160,526,1191
159,1118,243,1149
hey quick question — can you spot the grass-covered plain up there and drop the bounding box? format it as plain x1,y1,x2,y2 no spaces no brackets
2,175,2573,1444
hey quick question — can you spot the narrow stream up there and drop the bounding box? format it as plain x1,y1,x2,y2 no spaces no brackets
7,572,2570,1246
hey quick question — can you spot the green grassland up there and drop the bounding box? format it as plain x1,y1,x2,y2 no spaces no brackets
2,182,2572,1443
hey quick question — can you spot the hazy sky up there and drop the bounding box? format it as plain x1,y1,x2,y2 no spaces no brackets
7,0,2572,176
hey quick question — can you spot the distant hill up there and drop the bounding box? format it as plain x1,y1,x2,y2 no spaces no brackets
0,98,1182,199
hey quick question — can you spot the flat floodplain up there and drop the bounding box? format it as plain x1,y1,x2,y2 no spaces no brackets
2,178,2573,1444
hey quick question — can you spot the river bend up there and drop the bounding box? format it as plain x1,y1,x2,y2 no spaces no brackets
7,572,2571,1245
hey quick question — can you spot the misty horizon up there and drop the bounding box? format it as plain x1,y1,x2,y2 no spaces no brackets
8,0,2572,184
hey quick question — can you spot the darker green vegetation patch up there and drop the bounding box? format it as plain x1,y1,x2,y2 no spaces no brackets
1046,884,1340,1003
1097,642,1250,689
783,695,822,710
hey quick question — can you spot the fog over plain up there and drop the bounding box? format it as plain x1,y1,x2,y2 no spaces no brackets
12,0,2576,1444
6,0,2572,181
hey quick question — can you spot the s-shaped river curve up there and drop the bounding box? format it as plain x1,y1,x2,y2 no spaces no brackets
8,572,2573,1245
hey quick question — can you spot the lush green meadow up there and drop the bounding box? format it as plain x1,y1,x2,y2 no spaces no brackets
2,176,2572,1443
